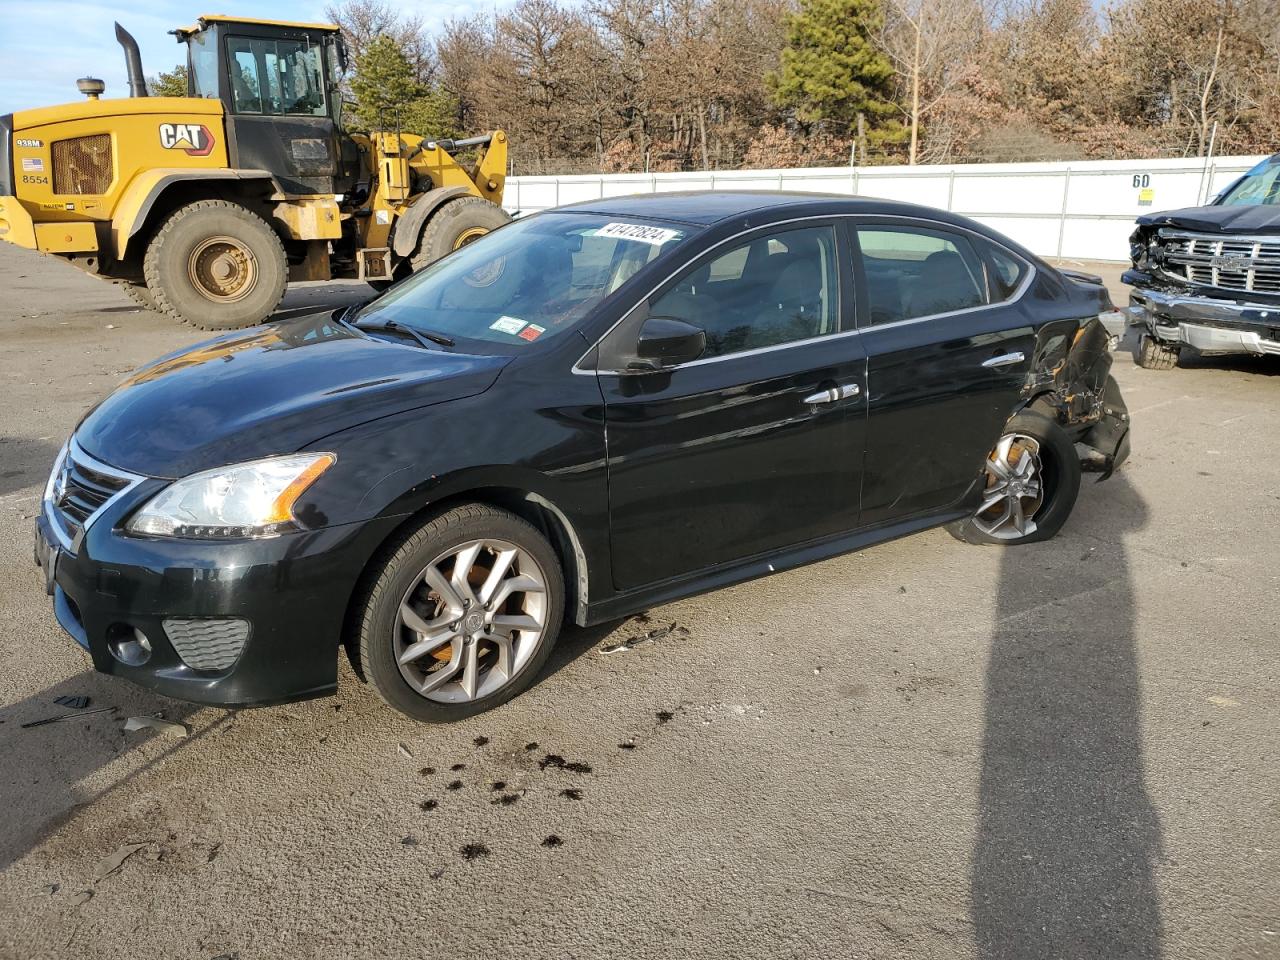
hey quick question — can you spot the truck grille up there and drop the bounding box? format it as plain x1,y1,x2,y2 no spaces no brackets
1158,229,1280,296
52,134,112,195
47,440,142,551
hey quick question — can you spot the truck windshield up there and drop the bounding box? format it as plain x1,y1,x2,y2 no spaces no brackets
1218,155,1280,206
353,213,691,352
188,30,219,98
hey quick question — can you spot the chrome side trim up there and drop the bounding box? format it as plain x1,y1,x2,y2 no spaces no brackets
574,212,1037,376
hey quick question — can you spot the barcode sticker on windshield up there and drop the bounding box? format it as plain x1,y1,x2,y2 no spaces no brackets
594,222,682,246
490,316,527,335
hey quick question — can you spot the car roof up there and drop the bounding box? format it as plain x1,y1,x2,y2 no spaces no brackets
553,190,959,227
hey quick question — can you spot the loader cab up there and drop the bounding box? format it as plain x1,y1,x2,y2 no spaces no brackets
177,15,352,195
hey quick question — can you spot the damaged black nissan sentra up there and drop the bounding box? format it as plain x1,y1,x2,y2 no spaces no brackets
35,192,1131,721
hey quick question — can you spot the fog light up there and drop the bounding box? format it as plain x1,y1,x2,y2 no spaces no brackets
107,625,152,666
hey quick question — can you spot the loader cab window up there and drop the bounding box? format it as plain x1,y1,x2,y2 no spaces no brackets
188,30,221,98
226,36,327,117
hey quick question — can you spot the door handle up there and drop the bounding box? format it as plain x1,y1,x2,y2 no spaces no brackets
981,351,1025,368
803,383,861,404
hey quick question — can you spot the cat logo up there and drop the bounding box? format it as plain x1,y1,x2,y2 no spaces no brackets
158,122,215,157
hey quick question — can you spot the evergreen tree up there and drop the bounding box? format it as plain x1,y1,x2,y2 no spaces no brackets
349,34,460,138
149,65,189,98
768,0,900,134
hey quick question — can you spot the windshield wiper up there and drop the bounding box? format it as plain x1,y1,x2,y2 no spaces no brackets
354,317,455,349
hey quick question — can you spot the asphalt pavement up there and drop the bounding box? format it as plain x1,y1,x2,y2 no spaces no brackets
0,244,1276,959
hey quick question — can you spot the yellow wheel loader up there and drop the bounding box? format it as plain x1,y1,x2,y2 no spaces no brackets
0,16,511,330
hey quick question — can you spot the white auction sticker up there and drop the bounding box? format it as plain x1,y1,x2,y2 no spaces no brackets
594,222,682,246
490,315,527,335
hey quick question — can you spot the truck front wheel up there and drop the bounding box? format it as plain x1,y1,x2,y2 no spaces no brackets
144,200,287,330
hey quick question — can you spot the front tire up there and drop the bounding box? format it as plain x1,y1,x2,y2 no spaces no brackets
355,504,564,722
410,196,512,271
947,410,1082,546
1134,333,1179,370
144,200,287,331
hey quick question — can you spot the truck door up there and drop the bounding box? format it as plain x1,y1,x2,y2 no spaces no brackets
223,32,341,195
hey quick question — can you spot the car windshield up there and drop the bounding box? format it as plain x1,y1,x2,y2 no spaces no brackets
1218,155,1280,206
353,212,691,352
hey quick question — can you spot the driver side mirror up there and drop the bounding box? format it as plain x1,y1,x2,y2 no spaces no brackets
628,317,706,371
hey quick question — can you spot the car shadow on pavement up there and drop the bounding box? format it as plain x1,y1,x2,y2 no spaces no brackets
972,471,1163,958
0,671,206,873
0,437,61,499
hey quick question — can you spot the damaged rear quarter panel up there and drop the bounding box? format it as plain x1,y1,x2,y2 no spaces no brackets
1023,311,1130,476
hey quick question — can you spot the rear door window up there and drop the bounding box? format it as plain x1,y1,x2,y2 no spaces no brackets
856,226,988,325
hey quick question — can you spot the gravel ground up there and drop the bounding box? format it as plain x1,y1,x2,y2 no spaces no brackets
0,244,1276,960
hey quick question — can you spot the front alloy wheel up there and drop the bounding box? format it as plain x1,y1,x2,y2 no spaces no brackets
355,504,564,721
395,538,549,703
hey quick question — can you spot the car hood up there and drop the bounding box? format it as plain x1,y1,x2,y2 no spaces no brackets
76,313,510,478
1136,203,1280,234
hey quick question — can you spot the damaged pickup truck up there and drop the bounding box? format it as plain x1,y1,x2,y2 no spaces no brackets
1125,152,1280,368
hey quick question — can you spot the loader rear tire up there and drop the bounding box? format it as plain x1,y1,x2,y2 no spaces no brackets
144,200,287,331
410,196,511,272
120,282,156,312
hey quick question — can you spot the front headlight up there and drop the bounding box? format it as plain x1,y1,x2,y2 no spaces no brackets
44,441,69,504
126,453,336,539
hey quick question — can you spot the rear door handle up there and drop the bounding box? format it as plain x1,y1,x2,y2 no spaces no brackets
981,351,1025,368
803,383,861,404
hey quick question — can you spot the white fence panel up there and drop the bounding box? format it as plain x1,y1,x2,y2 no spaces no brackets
506,155,1267,262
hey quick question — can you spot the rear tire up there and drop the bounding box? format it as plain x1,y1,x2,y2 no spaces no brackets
1134,333,1179,370
144,200,287,331
355,504,564,722
120,282,156,312
947,410,1081,546
410,197,511,271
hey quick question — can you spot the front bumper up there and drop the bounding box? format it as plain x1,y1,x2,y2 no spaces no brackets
1127,285,1280,357
34,487,397,707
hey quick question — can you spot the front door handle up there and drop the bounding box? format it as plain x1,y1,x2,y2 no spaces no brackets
982,351,1026,368
803,383,861,404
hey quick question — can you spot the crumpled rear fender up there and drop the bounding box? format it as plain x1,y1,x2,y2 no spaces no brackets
1019,316,1130,479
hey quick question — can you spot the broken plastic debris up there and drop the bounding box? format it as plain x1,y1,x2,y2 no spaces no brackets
22,705,115,728
601,621,689,654
94,843,146,880
53,695,89,708
123,716,189,737
397,742,413,759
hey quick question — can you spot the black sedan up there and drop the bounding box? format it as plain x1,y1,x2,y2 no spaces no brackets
35,192,1130,721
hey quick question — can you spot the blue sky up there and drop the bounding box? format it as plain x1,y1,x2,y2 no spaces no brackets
0,0,513,109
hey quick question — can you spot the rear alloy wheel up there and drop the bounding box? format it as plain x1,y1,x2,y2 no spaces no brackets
144,199,287,331
1134,333,1179,370
356,504,563,721
947,410,1081,546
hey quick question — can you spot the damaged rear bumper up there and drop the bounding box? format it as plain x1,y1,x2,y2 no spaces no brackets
1126,284,1280,357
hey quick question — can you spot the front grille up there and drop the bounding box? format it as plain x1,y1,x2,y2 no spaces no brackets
48,441,141,550
163,618,250,671
1158,229,1280,295
52,134,112,195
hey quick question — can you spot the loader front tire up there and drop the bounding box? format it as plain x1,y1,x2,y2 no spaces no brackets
410,196,511,272
144,200,288,331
